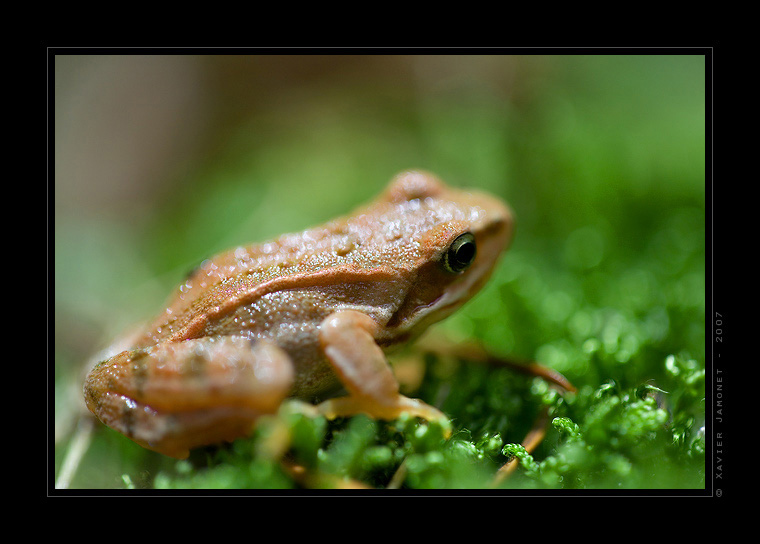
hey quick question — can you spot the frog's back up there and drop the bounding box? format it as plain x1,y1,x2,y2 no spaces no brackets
131,170,505,349
135,218,412,347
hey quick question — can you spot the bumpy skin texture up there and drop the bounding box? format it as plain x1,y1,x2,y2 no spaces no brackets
84,171,514,458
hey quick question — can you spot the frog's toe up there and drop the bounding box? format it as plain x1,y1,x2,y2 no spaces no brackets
315,394,451,437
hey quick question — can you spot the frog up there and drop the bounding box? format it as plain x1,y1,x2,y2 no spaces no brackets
83,170,514,459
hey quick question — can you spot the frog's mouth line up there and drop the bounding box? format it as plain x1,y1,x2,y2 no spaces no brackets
388,265,491,338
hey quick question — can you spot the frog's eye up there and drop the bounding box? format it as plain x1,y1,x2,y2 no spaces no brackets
443,232,477,274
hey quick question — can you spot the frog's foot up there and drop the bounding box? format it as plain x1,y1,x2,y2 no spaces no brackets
491,405,550,487
318,310,451,436
83,337,293,458
316,394,450,434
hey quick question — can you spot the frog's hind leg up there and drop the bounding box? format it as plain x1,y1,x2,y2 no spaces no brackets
315,310,450,434
414,334,576,485
416,335,576,394
83,337,293,458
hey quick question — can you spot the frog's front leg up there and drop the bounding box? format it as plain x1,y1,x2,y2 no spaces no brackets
316,310,450,433
83,336,293,458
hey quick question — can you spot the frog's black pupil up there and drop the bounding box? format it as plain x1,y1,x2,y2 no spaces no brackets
445,233,476,273
455,240,475,265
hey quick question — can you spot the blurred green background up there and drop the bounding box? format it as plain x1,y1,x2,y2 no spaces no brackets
53,54,706,490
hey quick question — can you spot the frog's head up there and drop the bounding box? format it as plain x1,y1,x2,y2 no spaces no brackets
378,170,514,342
